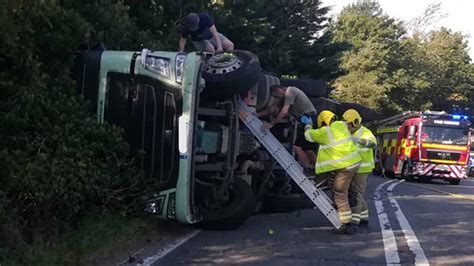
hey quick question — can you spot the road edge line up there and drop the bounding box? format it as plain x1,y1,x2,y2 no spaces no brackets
387,180,430,266
374,179,401,265
401,182,474,201
139,229,201,266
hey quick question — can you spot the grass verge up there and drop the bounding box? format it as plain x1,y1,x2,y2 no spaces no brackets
1,214,162,266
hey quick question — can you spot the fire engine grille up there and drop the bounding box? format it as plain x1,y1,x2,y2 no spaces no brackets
427,150,460,161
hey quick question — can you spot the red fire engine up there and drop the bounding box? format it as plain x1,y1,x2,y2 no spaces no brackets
375,111,471,185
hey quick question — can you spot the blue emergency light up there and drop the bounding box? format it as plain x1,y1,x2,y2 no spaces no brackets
451,115,469,120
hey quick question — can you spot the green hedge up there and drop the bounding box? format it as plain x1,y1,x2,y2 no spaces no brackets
0,1,158,256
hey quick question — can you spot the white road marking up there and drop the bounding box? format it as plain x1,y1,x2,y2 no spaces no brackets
386,181,430,266
374,180,401,265
139,229,201,266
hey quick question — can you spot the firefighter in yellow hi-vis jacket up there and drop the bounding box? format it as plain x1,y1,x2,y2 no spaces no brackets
301,110,362,234
342,109,377,227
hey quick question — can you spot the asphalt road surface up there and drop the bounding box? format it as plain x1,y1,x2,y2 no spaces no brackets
152,175,474,265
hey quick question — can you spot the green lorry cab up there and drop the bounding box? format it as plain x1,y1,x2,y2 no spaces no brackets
73,49,374,229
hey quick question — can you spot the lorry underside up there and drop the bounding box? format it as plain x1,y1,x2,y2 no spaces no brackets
74,49,374,229
190,52,314,229
73,49,320,229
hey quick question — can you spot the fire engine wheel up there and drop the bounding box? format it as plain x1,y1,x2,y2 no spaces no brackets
449,179,460,185
202,50,260,100
401,163,415,182
195,178,256,230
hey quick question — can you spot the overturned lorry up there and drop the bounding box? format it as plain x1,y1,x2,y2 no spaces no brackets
73,49,374,229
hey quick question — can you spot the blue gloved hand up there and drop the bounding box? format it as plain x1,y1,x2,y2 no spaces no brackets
352,137,368,146
300,115,313,125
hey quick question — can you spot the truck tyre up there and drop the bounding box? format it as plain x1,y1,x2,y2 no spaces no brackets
196,178,256,230
449,179,460,185
401,163,415,182
381,156,396,178
202,50,260,100
261,192,314,213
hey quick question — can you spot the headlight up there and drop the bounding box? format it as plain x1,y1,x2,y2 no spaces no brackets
145,55,171,78
167,192,176,219
175,54,186,84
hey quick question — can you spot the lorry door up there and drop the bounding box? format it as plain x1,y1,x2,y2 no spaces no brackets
104,73,181,191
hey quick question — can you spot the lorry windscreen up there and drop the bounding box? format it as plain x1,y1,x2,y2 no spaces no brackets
420,126,468,145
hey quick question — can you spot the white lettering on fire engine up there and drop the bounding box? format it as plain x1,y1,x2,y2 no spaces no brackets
433,120,459,125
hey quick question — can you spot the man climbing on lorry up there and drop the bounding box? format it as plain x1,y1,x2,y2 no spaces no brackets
178,13,234,53
342,109,376,227
259,84,318,171
302,110,362,234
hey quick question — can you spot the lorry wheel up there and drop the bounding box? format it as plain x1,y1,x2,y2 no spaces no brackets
196,178,256,230
261,192,314,213
202,50,260,100
449,179,460,185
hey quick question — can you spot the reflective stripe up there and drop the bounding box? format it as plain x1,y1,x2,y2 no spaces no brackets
359,148,370,152
304,130,314,143
347,163,361,169
360,162,372,167
352,214,361,218
361,210,369,219
320,137,352,150
318,151,360,167
325,126,334,143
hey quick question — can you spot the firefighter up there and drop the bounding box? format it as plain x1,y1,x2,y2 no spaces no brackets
342,109,377,227
301,110,362,234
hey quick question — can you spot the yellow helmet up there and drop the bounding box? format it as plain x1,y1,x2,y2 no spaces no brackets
342,109,362,127
317,110,336,128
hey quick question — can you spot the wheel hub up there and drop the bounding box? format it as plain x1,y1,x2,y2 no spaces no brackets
205,53,243,75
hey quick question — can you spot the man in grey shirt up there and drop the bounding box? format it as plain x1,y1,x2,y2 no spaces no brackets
263,85,318,169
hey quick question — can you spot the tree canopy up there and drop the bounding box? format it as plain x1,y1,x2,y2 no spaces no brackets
329,0,474,116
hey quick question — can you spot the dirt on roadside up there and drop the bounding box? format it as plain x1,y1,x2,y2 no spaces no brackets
83,220,196,266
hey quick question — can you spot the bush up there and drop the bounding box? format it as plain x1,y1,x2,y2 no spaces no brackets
0,2,157,256
0,78,154,248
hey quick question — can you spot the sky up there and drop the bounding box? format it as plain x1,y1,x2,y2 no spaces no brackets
321,0,474,60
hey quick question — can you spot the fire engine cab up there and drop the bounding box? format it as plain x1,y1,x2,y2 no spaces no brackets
375,111,471,185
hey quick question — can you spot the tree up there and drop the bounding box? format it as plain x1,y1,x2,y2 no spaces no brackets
211,0,336,79
329,0,405,111
384,27,474,115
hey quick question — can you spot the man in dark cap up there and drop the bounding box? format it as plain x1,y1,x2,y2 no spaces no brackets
178,13,234,53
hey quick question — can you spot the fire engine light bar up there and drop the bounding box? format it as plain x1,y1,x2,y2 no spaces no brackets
451,115,469,120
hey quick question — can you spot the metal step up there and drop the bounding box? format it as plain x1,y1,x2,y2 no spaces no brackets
237,97,341,229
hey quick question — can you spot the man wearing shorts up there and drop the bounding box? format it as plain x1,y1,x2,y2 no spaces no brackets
178,13,234,53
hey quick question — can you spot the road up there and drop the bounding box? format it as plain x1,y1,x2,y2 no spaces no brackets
152,175,474,265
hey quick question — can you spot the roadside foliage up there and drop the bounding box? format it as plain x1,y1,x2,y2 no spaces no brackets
0,0,473,263
329,0,474,116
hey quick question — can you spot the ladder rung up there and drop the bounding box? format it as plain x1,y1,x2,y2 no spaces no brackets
237,97,342,229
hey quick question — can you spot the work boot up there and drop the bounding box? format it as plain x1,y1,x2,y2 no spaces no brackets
359,220,369,227
303,167,314,177
333,223,357,235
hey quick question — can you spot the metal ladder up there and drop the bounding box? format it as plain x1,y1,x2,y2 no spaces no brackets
237,98,341,229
